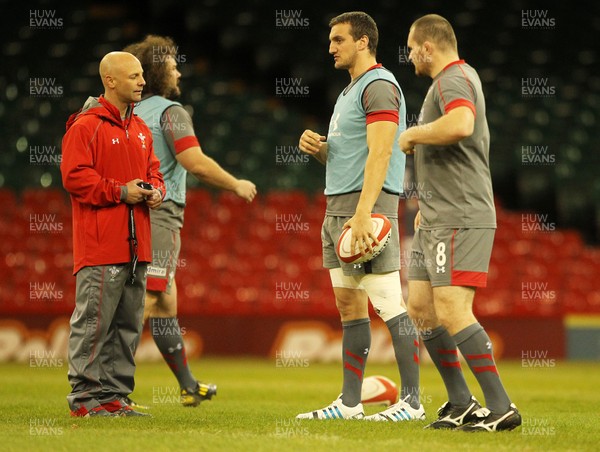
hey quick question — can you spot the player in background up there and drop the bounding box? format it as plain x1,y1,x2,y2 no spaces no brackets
61,51,164,417
399,14,521,431
297,11,423,421
123,36,257,407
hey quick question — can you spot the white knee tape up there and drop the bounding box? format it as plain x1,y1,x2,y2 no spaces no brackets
329,268,363,290
360,271,406,322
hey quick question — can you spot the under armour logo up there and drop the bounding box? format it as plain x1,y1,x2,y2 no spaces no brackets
364,348,370,354
138,132,146,149
486,341,492,350
436,266,445,273
112,138,119,144
330,112,340,131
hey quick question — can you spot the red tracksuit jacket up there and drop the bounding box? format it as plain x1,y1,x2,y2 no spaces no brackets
61,95,165,274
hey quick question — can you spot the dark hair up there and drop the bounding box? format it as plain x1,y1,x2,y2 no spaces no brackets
123,35,178,97
410,14,457,52
329,11,378,55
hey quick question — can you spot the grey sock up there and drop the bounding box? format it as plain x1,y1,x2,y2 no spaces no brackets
340,318,370,407
386,313,420,409
422,325,471,406
149,317,197,391
454,323,511,414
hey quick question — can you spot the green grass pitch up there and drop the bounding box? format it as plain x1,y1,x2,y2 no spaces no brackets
1,358,599,451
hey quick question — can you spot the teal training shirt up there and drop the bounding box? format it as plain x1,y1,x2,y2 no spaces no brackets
135,96,188,206
325,65,406,196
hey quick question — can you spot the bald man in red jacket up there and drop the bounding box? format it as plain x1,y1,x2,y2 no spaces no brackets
61,51,165,417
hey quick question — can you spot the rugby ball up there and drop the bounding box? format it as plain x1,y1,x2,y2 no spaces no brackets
361,375,399,406
336,214,392,264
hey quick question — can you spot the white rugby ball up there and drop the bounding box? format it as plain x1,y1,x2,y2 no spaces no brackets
361,375,399,406
336,214,392,264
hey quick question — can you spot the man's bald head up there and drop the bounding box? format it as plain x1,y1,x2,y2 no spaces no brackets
99,51,142,88
99,51,145,112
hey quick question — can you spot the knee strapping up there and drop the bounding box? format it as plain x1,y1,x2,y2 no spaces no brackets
360,271,406,322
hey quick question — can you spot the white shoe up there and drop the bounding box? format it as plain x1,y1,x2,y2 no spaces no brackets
296,395,364,420
364,395,425,421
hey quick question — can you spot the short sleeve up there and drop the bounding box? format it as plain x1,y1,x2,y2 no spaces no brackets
435,70,477,117
362,80,400,125
161,105,200,155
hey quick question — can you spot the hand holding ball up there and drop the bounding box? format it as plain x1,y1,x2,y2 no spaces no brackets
336,214,392,264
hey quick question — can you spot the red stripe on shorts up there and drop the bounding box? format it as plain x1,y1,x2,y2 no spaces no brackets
147,276,168,292
451,270,488,287
450,229,488,288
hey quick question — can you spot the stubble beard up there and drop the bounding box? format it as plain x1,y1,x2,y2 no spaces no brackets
334,55,353,71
